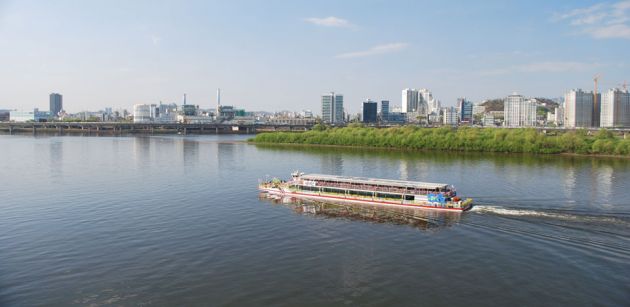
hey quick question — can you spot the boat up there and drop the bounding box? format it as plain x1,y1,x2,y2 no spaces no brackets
259,171,473,212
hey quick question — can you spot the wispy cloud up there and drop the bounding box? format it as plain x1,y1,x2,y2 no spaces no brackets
516,61,600,73
585,23,630,39
335,43,408,59
479,61,601,76
304,16,354,28
150,35,162,46
554,1,630,39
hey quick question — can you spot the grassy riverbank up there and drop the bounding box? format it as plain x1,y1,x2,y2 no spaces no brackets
250,126,630,156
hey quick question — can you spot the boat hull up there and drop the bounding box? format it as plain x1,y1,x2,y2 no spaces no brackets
259,187,472,212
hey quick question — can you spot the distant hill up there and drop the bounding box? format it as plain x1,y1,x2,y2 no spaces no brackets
480,99,503,112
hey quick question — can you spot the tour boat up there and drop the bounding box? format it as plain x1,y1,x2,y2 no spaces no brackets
259,171,473,212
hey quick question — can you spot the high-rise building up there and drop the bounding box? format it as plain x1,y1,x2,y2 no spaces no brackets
504,93,537,127
564,89,593,128
380,100,390,121
593,89,601,128
417,89,433,115
401,88,418,113
600,88,630,128
321,92,344,124
362,100,378,123
49,93,63,117
457,98,474,122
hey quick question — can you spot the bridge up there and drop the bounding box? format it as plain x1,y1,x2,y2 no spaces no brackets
0,122,315,135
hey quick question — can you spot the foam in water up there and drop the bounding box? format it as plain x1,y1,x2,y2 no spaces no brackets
471,205,627,225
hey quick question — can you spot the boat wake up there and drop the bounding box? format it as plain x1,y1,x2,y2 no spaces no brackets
471,205,630,226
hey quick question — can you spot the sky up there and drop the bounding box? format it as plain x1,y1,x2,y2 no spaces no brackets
1,0,629,113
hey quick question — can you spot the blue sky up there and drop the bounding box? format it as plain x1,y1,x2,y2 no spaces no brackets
0,0,629,113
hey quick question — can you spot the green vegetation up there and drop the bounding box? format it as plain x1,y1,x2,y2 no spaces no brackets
480,99,504,111
251,126,630,156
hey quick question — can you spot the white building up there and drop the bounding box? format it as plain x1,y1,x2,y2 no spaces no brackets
442,107,458,126
600,88,630,128
504,93,537,127
564,89,593,128
547,106,564,126
9,108,49,122
133,104,153,123
483,113,496,126
321,92,344,124
472,105,486,115
418,88,440,114
300,110,313,118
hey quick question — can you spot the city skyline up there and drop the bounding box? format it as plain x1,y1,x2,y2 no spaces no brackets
1,0,629,113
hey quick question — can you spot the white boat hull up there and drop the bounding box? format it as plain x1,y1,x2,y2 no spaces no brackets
259,187,470,212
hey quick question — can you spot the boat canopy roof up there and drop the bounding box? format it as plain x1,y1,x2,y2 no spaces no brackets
300,174,450,190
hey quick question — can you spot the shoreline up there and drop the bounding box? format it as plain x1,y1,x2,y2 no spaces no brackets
250,126,630,158
248,140,630,159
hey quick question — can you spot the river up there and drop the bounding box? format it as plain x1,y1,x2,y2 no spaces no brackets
0,134,628,306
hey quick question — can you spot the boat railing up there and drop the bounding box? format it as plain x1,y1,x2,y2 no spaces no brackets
301,180,454,196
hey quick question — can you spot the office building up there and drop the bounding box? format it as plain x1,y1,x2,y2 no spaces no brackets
401,88,418,113
504,93,537,127
0,110,9,122
600,88,630,128
322,92,344,124
380,100,390,121
10,108,50,122
457,98,474,123
443,107,458,126
49,93,63,117
564,89,593,128
362,100,378,123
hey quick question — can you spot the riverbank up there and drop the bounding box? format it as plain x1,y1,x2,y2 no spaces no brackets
250,126,630,157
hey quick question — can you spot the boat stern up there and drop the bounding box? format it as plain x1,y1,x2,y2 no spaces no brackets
461,198,473,211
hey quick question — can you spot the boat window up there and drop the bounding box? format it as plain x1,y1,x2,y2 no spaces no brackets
377,193,402,199
404,195,414,201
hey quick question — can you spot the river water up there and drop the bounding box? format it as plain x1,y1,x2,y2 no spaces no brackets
1,134,629,306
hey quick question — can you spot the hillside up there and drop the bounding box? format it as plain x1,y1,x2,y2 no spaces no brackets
480,99,503,111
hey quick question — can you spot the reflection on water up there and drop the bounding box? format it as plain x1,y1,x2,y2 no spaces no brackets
182,139,199,167
596,165,613,209
2,135,629,306
259,194,461,230
320,153,344,175
48,139,63,179
254,143,630,170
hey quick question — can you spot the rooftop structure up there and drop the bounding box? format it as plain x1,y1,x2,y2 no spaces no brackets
300,173,449,190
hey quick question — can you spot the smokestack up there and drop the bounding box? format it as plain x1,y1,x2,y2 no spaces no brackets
183,93,187,105
217,88,221,106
